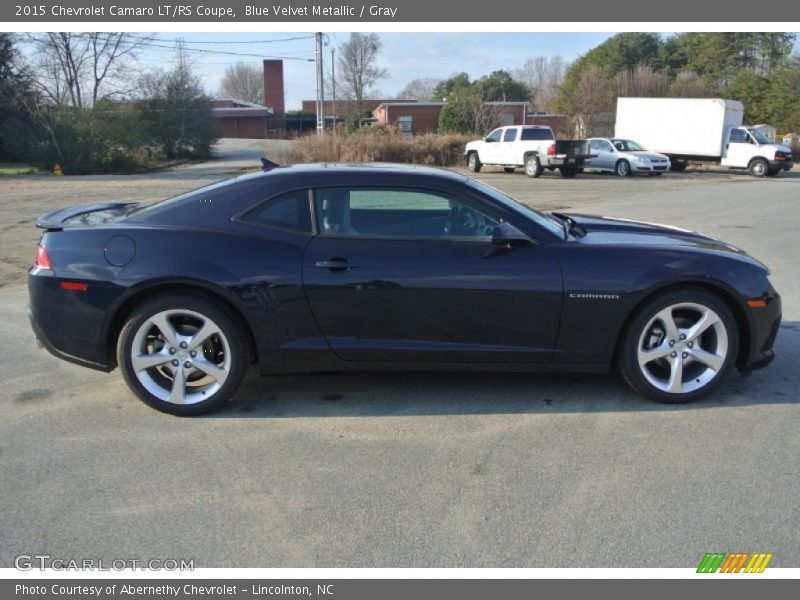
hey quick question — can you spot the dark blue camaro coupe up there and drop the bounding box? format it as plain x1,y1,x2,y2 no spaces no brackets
29,163,781,415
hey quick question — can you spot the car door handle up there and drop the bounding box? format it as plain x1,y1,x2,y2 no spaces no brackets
315,258,356,271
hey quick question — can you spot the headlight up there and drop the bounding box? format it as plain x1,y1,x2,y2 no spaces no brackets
635,156,650,163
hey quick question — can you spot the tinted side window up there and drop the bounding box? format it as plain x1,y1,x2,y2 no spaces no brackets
240,190,311,233
503,128,517,142
314,188,501,239
520,128,555,141
486,129,503,142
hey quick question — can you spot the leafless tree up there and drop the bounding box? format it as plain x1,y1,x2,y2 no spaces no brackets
669,70,710,97
564,66,615,137
398,77,441,101
514,55,568,112
25,32,152,107
336,33,388,114
615,64,670,98
218,62,264,104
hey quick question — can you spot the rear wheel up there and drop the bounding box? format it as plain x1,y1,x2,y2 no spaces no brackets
118,292,249,415
670,160,688,172
749,158,769,177
618,288,738,404
559,166,578,178
615,159,632,177
524,154,543,178
467,152,482,173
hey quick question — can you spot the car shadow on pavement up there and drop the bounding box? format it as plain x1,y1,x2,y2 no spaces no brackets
211,321,800,419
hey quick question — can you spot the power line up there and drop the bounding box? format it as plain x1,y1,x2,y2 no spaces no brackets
123,33,316,45
40,32,316,61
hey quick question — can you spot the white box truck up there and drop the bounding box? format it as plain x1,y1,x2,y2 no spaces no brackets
615,97,794,177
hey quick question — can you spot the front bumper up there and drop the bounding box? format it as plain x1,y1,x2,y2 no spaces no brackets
769,159,794,172
739,291,782,371
634,161,671,172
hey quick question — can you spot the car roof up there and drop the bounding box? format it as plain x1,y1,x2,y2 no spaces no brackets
235,162,468,184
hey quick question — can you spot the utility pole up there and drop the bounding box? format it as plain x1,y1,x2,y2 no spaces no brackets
315,32,325,135
331,47,336,131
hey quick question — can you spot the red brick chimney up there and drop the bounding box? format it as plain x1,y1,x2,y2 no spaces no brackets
263,59,285,117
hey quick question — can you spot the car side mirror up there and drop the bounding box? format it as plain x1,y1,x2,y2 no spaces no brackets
491,222,533,248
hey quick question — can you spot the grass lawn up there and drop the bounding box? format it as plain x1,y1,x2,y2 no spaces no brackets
0,162,42,176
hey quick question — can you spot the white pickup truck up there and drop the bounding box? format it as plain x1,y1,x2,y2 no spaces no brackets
465,125,593,178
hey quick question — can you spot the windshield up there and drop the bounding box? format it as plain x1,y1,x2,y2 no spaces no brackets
748,129,773,145
611,139,646,152
465,178,565,239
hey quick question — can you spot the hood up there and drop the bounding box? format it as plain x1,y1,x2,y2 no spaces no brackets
560,213,751,256
36,202,140,230
625,151,669,161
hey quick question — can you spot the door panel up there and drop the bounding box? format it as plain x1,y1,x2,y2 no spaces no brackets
302,237,563,363
722,128,755,168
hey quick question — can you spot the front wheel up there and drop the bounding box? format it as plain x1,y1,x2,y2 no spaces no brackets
618,288,738,404
524,154,543,178
749,158,769,177
616,159,632,177
118,292,250,415
467,152,482,173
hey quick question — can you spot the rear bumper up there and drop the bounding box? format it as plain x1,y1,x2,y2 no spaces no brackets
739,292,781,372
545,155,589,168
28,268,115,372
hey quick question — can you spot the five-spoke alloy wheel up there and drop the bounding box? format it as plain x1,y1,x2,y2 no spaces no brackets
619,288,738,403
119,293,249,415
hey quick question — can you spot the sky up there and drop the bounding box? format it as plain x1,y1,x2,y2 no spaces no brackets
98,32,617,109
20,32,800,109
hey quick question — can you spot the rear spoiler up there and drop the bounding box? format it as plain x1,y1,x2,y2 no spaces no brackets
35,202,136,229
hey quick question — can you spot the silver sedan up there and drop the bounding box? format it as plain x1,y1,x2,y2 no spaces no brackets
586,138,671,176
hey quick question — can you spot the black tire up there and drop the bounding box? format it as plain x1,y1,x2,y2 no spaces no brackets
670,160,688,172
503,167,516,173
467,152,482,173
524,154,543,178
559,166,578,178
615,159,632,177
618,287,738,404
118,292,250,416
749,158,769,177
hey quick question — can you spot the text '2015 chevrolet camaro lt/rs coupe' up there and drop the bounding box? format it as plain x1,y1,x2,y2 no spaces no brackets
28,163,781,415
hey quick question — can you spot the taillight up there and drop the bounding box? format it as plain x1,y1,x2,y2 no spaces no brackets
34,243,52,269
547,143,556,156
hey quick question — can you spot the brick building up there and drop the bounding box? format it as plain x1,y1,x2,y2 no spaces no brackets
210,59,286,139
210,99,275,139
373,101,536,137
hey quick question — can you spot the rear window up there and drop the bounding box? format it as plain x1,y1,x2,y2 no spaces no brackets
520,128,554,141
240,190,312,233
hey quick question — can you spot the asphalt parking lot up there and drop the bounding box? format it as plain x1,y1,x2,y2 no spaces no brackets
1,145,798,568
